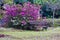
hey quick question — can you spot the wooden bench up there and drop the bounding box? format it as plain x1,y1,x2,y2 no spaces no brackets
28,21,48,31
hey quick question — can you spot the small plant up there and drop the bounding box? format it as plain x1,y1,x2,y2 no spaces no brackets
0,34,5,38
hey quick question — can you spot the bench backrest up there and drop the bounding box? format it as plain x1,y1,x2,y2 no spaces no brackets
28,21,48,26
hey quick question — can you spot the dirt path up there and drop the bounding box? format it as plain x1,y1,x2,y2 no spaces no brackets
0,27,60,40
0,33,60,40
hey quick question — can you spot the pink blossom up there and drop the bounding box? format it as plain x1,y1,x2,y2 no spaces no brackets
21,20,27,25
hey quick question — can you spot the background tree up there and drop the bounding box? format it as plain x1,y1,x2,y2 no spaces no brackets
34,0,60,18
13,0,34,4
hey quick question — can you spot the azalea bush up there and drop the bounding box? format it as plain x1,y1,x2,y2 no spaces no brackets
4,2,41,20
2,2,41,30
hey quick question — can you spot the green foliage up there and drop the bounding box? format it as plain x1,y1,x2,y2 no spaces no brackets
0,14,3,19
4,0,13,4
13,0,34,4
54,20,60,27
33,0,60,4
13,0,29,4
0,10,4,19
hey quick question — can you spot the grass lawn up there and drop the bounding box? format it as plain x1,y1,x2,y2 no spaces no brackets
0,27,60,40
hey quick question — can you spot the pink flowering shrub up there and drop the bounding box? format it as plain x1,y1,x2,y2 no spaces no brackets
4,2,41,20
3,2,41,29
3,4,22,17
22,2,41,20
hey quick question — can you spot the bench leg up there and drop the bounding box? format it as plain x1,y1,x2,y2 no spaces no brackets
42,27,48,31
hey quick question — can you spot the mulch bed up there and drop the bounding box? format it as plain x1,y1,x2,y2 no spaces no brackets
0,34,9,38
